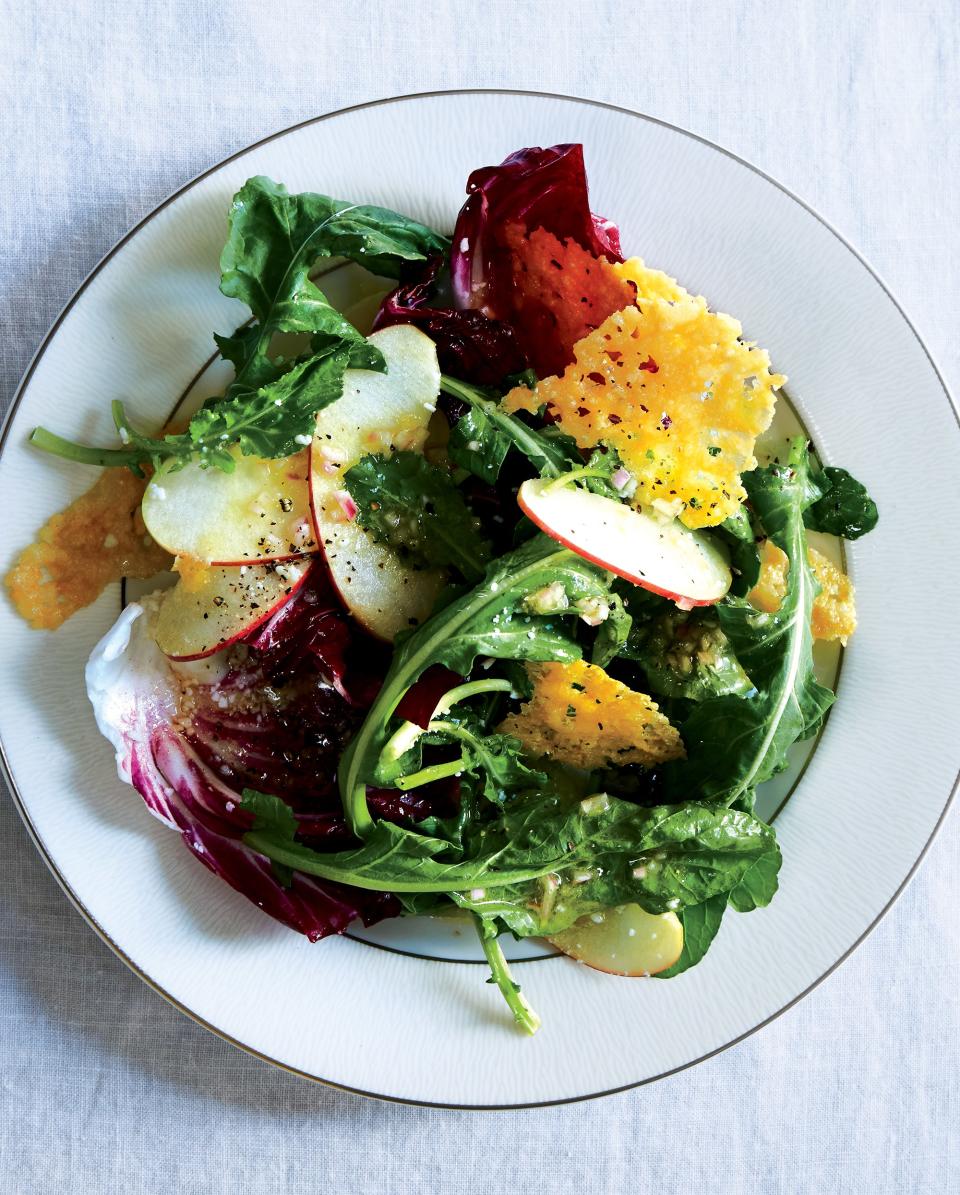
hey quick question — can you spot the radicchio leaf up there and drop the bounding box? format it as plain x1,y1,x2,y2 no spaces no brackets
451,144,623,311
450,145,625,377
372,255,527,386
85,590,431,939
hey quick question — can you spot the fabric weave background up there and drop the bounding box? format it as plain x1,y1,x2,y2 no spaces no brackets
1,2,958,1192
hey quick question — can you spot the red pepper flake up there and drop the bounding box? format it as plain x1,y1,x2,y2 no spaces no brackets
608,414,622,425
587,371,606,385
639,356,659,373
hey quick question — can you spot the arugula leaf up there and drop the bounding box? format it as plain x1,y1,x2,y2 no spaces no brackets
372,679,545,804
425,722,547,806
218,176,444,396
441,375,576,479
654,893,729,978
337,534,615,835
243,788,298,836
716,506,762,595
447,404,513,484
345,451,492,582
242,788,779,917
804,463,879,540
622,610,753,702
665,439,836,806
590,593,632,668
451,800,780,937
31,176,447,474
222,176,448,293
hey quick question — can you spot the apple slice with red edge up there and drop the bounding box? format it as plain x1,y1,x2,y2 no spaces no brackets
310,324,445,642
518,479,731,608
549,904,684,976
141,449,315,565
154,560,310,660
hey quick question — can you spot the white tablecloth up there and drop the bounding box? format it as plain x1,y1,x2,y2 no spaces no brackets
2,2,958,1191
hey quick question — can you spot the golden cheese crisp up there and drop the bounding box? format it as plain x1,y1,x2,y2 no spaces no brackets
503,292,783,528
499,659,685,771
808,548,857,642
749,539,857,643
5,468,172,631
609,256,689,305
501,225,637,374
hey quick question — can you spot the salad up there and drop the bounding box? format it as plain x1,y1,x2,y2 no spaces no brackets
8,145,878,1033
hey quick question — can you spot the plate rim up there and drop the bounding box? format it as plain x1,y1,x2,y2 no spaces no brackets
2,87,958,1110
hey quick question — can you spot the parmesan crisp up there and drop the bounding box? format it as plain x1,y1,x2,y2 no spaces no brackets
499,659,684,771
503,263,784,528
749,539,857,643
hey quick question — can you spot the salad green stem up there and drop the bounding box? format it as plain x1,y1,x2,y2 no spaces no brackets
439,375,564,479
474,916,541,1035
339,540,577,835
377,678,515,784
544,465,610,493
394,756,468,791
241,829,569,892
29,426,146,471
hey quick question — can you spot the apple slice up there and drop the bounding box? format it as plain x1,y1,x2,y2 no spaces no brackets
141,450,314,565
518,479,731,607
549,904,684,976
310,324,445,641
154,561,309,660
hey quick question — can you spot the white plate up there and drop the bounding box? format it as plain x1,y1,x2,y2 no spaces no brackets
1,90,958,1108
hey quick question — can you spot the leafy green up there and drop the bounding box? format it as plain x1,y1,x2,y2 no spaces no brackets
425,722,547,806
243,789,779,924
345,451,492,582
446,404,513,485
474,917,541,1034
441,375,577,479
590,593,633,668
665,439,836,806
805,463,879,540
337,534,614,835
375,712,547,807
222,175,447,292
443,799,780,938
655,894,729,978
622,610,753,702
31,175,448,474
98,340,375,474
716,506,762,595
217,175,444,398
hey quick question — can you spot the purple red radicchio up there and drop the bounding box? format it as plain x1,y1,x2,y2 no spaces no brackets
86,567,433,941
449,144,625,377
372,255,527,386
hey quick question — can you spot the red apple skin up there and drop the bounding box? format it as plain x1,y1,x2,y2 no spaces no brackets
159,566,311,662
517,487,722,608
